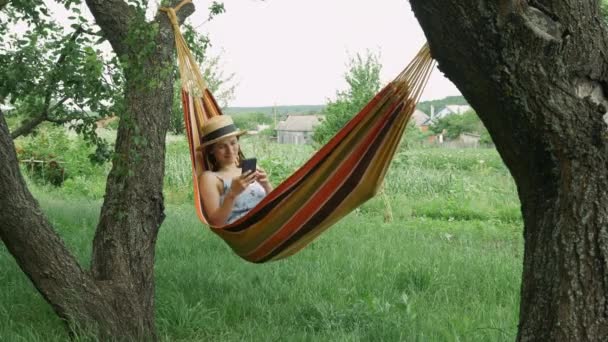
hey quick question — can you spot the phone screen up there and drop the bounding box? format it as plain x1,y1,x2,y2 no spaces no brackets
241,158,257,174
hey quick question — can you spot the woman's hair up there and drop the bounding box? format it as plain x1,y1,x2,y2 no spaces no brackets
203,140,246,172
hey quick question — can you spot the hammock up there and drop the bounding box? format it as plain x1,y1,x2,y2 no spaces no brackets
162,4,435,263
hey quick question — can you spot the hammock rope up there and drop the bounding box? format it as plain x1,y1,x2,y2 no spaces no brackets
162,2,435,263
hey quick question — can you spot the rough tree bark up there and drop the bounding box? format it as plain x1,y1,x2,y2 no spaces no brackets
0,0,193,339
410,0,608,341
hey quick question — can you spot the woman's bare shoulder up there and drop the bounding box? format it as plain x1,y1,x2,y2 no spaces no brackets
199,171,220,183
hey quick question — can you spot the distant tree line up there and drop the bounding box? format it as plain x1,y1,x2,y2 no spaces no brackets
416,96,468,116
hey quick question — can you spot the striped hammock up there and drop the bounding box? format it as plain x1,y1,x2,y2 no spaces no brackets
163,5,435,263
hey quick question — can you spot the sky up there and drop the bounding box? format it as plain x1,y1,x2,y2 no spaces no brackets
190,0,461,106
44,0,461,107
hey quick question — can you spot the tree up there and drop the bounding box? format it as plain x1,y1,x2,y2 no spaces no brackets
410,1,608,340
0,0,198,339
313,50,382,144
0,0,122,160
168,4,236,134
231,112,272,130
416,95,468,117
430,110,490,141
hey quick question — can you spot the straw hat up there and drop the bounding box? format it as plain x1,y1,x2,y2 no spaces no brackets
197,115,247,150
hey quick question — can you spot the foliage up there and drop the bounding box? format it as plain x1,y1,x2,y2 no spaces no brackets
3,1,234,148
169,24,236,134
416,95,468,116
231,112,273,130
0,0,121,161
225,105,325,116
14,125,108,187
257,125,276,139
313,50,382,145
430,110,489,141
401,122,432,149
602,0,608,24
2,145,522,341
170,81,185,134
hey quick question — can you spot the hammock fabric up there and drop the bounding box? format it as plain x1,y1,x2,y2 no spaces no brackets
163,4,435,263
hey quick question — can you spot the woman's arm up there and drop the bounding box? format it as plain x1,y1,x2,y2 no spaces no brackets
199,171,256,226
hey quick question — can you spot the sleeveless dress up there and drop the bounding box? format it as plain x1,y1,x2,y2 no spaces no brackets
219,177,267,224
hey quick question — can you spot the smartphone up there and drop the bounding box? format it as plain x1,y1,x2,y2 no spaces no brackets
241,158,257,175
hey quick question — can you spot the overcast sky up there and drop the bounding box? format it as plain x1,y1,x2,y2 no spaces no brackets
46,0,461,107
191,0,461,106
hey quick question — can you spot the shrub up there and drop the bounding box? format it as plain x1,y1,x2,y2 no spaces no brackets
15,125,109,186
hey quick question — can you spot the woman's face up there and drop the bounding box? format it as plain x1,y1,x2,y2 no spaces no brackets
210,136,239,167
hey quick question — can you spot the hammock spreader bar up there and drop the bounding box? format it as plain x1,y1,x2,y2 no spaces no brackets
162,2,435,263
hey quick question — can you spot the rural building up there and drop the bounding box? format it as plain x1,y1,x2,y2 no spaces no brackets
276,115,323,145
438,132,482,148
433,105,471,120
411,109,430,131
457,132,481,147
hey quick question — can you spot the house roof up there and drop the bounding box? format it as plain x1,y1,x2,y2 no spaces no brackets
433,105,472,120
411,109,430,126
276,115,323,132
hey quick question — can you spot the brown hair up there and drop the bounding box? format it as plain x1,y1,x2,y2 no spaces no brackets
203,140,246,172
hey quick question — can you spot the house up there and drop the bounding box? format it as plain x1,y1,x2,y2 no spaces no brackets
276,115,323,144
410,109,430,132
457,132,481,146
438,132,482,148
433,105,471,120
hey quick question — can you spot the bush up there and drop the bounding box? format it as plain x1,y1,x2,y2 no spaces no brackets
15,125,109,186
313,51,382,145
430,110,488,140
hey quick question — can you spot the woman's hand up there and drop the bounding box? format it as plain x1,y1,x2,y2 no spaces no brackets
255,168,273,194
228,171,256,198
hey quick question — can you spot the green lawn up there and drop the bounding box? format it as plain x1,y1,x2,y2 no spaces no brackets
0,144,523,341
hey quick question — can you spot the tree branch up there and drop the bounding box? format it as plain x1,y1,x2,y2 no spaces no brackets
10,27,85,140
165,0,195,25
10,114,47,139
84,0,135,57
0,0,8,11
48,96,70,113
42,26,84,113
10,93,72,139
0,108,118,334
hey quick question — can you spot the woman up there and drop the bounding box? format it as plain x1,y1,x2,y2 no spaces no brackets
197,116,273,226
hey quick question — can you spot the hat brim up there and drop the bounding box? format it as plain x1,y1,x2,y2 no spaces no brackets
196,130,248,151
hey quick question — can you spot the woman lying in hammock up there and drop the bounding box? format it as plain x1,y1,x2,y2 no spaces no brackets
197,116,273,226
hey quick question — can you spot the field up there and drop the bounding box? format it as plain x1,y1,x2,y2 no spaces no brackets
0,135,523,341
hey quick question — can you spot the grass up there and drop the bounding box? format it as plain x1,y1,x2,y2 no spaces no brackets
0,142,523,341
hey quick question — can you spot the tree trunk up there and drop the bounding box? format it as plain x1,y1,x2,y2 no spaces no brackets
0,1,193,340
410,0,608,340
0,99,124,337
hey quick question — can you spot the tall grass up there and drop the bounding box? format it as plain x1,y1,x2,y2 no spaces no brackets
1,141,524,341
